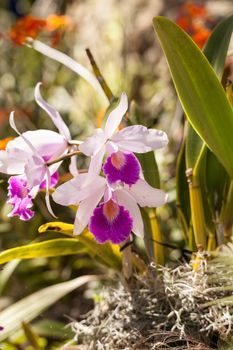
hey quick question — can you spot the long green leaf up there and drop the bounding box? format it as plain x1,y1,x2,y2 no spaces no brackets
38,222,122,270
153,17,233,177
0,275,99,341
0,239,87,264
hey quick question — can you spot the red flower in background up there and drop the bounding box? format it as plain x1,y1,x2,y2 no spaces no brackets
176,2,212,48
9,14,73,46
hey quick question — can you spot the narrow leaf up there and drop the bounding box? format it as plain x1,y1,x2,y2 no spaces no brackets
0,239,87,264
0,275,99,341
39,222,122,270
153,17,233,177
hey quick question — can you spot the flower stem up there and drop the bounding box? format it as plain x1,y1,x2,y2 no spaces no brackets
46,150,80,166
85,48,115,103
186,168,207,250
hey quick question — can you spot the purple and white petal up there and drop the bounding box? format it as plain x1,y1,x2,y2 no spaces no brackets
104,93,128,139
126,178,168,208
111,125,168,153
89,199,133,244
103,151,140,185
79,128,106,156
73,187,104,235
24,155,46,188
40,171,59,189
115,189,144,237
44,167,57,218
35,83,71,141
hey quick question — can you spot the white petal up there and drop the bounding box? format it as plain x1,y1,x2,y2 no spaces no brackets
111,125,168,153
79,128,106,156
24,156,46,188
52,174,106,206
115,189,144,237
127,179,167,208
7,130,68,161
33,40,108,103
45,167,57,218
86,147,105,183
9,112,40,156
69,154,79,177
73,187,104,235
0,150,26,174
104,93,128,138
35,83,71,141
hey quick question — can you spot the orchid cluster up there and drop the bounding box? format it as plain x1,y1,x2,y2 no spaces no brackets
0,83,168,244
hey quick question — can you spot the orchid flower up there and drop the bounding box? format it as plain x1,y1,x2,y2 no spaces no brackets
79,92,168,182
52,172,167,244
0,83,77,220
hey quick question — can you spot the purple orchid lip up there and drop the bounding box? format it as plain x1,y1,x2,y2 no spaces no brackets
89,199,133,244
103,151,140,185
7,176,34,221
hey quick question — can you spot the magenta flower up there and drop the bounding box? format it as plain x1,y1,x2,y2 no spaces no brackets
103,151,140,185
53,173,167,243
0,83,75,218
7,175,34,221
79,93,168,180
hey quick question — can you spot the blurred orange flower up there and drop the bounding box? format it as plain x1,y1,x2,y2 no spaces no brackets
9,15,47,45
9,14,73,46
0,137,15,150
176,1,212,48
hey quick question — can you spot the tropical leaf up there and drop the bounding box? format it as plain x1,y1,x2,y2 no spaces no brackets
38,222,122,270
0,275,99,341
0,239,87,265
153,16,233,178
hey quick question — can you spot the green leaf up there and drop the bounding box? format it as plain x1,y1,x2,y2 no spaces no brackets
32,320,75,340
153,17,233,178
38,222,122,271
0,260,20,295
0,239,87,264
176,139,190,240
204,14,233,78
0,275,99,341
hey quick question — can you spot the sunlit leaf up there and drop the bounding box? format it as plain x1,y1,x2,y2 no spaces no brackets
39,222,122,270
0,239,87,264
153,17,233,178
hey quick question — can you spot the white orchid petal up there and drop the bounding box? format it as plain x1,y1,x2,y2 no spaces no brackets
69,154,79,177
104,93,128,138
52,174,105,206
112,125,168,153
105,141,118,154
86,147,105,184
73,187,104,235
24,156,46,188
127,179,167,208
35,83,71,141
79,128,106,156
33,40,108,103
9,112,41,157
115,189,144,237
45,167,57,218
0,150,26,174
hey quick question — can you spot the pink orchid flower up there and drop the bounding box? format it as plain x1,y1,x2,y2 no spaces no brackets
79,93,168,182
52,173,167,244
0,83,76,220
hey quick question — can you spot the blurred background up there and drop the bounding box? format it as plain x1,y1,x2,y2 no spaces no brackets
0,0,232,348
